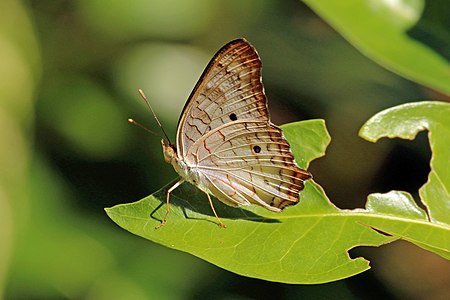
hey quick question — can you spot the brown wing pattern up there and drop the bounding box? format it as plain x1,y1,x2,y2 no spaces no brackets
177,39,310,211
176,39,268,158
186,120,311,211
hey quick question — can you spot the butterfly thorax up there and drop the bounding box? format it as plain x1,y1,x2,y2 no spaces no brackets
161,139,206,190
161,139,177,164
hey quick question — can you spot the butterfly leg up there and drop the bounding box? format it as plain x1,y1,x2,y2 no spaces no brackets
203,191,226,228
156,179,184,229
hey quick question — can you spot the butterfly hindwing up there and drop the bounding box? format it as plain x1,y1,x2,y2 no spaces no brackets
185,120,311,210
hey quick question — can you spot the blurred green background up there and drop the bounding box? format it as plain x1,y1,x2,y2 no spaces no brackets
1,0,449,299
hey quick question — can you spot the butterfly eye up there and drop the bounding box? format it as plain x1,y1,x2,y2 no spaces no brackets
229,113,237,121
253,145,261,153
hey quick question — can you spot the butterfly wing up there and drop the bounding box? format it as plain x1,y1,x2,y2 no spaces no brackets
186,120,311,211
177,38,310,210
176,39,269,158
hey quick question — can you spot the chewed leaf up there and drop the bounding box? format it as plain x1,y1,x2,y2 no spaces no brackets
107,103,450,284
360,101,450,224
359,101,450,257
107,120,377,284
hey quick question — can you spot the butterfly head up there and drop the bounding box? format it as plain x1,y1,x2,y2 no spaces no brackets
162,138,192,181
161,139,177,164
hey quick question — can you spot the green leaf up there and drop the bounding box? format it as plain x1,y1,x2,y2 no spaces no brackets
360,101,450,258
303,0,450,95
106,107,450,283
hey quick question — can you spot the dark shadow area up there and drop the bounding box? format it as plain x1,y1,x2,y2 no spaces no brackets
368,226,394,237
369,131,431,208
187,262,396,300
346,268,398,300
347,247,398,300
150,179,282,224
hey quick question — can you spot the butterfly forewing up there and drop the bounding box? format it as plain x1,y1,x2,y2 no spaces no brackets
174,38,311,212
176,39,269,158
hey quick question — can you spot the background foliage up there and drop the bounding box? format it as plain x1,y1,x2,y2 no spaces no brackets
1,0,449,299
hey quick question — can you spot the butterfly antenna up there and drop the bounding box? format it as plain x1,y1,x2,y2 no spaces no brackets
127,118,159,137
138,89,172,145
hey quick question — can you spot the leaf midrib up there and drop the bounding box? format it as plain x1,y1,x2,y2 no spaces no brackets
106,208,450,231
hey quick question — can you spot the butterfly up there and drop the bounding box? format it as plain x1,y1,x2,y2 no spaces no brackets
142,38,311,228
